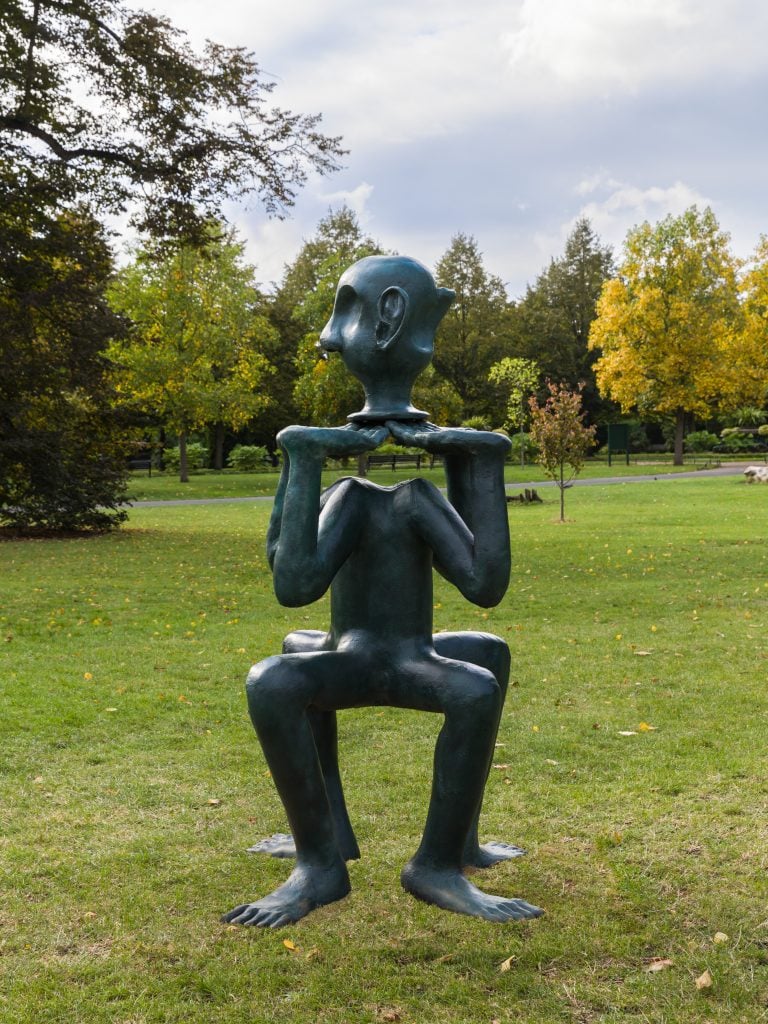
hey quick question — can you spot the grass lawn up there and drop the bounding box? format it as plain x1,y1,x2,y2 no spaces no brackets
2,477,768,1023
126,459,710,503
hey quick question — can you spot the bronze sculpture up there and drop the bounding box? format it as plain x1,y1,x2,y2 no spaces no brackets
223,256,543,928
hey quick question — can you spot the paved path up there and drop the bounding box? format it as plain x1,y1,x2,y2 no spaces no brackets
130,464,748,508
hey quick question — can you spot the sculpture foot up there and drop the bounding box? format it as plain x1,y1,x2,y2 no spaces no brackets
222,861,350,928
468,841,527,869
246,833,297,859
247,831,360,862
401,860,543,922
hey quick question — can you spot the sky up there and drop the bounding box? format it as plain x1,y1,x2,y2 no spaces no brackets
138,0,768,298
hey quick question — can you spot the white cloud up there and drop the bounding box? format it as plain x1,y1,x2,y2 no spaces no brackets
317,181,374,225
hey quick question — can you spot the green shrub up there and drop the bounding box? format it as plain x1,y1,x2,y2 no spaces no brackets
163,443,209,472
460,415,493,431
509,432,538,461
718,431,753,452
227,444,269,472
685,429,719,452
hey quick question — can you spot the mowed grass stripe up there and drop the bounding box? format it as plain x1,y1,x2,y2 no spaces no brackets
1,477,767,1023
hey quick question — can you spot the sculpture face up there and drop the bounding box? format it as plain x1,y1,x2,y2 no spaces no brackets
320,255,455,423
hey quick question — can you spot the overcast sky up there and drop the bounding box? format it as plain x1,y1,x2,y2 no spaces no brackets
139,0,768,298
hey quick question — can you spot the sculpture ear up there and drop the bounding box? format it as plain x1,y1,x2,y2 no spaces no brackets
375,286,408,350
435,287,455,325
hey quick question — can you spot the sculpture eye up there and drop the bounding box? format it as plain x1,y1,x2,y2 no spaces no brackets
334,284,356,313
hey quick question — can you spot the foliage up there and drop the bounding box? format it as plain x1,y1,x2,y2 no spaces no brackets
509,431,538,463
509,219,615,421
684,429,719,452
0,190,129,532
529,382,597,520
716,430,758,452
735,235,768,412
433,233,513,421
488,356,540,431
226,444,270,472
108,228,275,481
589,207,742,465
162,443,209,473
0,0,343,244
721,405,767,428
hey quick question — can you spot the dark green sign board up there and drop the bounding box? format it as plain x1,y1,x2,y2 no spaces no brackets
607,423,630,466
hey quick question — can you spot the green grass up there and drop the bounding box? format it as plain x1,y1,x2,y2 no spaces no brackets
127,458,707,502
2,478,768,1022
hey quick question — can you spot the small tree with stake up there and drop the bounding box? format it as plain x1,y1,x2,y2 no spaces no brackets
528,381,596,522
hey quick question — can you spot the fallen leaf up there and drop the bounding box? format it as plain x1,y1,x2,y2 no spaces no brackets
104,707,118,713
283,939,299,952
695,969,713,990
713,932,729,944
377,1009,402,1022
207,798,222,807
434,952,455,963
634,650,652,657
645,958,673,973
638,722,657,732
618,730,638,737
544,759,559,766
499,954,517,972
492,763,510,770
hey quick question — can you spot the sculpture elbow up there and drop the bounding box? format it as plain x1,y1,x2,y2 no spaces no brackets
272,561,329,607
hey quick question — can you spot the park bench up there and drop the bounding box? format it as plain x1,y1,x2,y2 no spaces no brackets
367,452,441,471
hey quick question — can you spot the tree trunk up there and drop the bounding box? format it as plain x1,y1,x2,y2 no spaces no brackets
213,423,225,471
559,464,566,522
179,430,189,483
673,408,685,466
357,453,368,477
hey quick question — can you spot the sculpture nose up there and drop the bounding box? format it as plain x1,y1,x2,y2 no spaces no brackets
319,320,342,353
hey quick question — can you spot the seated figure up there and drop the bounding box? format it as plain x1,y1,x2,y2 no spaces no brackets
223,256,543,928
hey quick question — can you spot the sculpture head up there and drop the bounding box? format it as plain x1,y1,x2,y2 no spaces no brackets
319,255,455,423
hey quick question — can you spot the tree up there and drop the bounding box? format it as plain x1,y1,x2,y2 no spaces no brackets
528,382,596,522
588,207,741,465
1,0,343,244
509,219,615,421
0,191,129,532
432,234,513,422
487,357,540,465
736,236,768,411
108,229,276,481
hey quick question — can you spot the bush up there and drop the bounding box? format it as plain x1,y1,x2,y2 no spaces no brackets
685,430,719,452
163,443,208,472
717,431,755,452
509,432,538,462
461,416,493,431
227,444,270,472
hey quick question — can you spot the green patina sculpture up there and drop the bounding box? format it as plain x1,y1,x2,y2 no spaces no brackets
223,255,543,928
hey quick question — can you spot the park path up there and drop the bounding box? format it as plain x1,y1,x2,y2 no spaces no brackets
130,463,749,508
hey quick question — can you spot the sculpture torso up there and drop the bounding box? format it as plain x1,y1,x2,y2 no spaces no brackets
321,477,437,649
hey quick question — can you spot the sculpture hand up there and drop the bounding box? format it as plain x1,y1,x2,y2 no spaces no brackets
385,421,511,456
278,423,388,459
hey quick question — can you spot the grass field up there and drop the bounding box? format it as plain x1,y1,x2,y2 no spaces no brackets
126,458,712,503
2,477,768,1023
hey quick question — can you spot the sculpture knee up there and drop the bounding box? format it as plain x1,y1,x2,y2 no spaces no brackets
476,632,510,684
245,656,300,723
445,667,500,722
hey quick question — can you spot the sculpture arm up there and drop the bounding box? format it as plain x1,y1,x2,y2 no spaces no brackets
269,424,387,607
387,422,511,607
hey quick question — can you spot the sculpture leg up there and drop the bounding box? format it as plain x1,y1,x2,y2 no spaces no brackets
247,631,360,861
224,651,360,928
397,653,542,922
432,632,525,867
